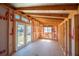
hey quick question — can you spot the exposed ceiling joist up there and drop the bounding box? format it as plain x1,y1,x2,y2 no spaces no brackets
20,10,77,15
34,18,63,26
24,13,68,18
35,18,63,22
29,15,65,19
16,4,78,10
32,16,64,20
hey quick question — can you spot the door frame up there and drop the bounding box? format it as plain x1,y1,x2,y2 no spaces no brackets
16,21,26,50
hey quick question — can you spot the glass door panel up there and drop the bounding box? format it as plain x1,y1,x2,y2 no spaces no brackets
26,25,32,44
16,22,25,50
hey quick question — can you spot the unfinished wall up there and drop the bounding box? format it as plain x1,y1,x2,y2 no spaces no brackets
74,14,79,55
39,24,44,39
8,9,14,55
32,20,43,41
58,19,71,55
0,7,8,56
0,6,15,56
58,10,79,56
52,26,58,41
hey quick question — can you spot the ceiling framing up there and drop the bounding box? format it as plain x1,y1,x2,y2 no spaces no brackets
5,3,79,26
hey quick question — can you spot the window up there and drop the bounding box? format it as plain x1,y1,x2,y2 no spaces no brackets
22,16,29,22
44,27,48,32
15,14,20,19
44,27,52,33
30,20,32,24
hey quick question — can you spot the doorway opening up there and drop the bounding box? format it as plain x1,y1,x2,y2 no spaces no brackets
16,22,32,50
43,27,52,39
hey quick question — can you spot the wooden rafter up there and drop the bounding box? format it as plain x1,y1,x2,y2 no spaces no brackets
32,17,64,20
16,4,78,10
23,13,68,18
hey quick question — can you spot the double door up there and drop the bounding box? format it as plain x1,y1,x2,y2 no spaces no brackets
16,22,32,50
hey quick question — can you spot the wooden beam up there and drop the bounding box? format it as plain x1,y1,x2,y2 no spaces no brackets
24,13,68,18
27,15,44,25
28,14,66,19
16,4,78,10
33,17,64,20
35,17,63,22
0,3,15,9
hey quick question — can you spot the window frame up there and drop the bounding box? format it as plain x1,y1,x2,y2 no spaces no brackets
44,27,52,33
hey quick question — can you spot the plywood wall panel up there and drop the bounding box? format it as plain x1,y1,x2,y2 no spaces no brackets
0,20,8,56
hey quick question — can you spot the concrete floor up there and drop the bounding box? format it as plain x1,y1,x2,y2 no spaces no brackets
13,39,64,56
